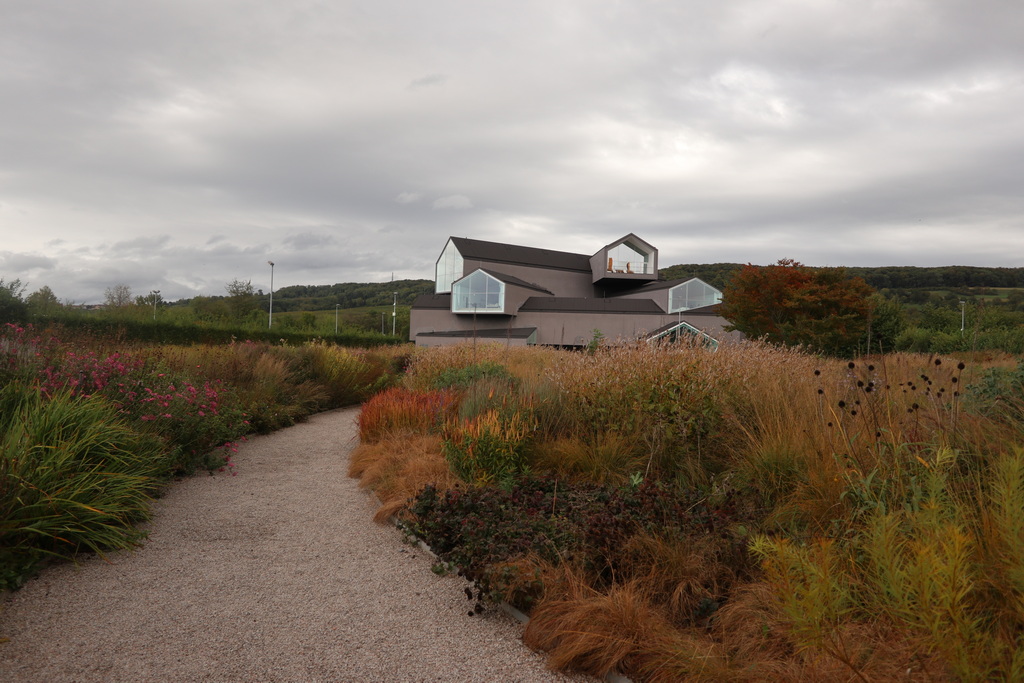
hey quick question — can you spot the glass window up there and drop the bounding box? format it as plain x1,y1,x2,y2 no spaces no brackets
669,279,722,312
435,240,464,294
452,270,505,313
607,241,652,274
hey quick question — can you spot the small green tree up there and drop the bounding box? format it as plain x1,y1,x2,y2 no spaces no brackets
225,279,259,322
104,283,134,308
27,285,61,317
0,277,29,323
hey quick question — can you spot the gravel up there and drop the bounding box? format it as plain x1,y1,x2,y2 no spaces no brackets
0,407,593,682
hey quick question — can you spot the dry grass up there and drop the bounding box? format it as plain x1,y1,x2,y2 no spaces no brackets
351,341,1024,681
348,434,458,523
523,565,665,679
529,432,648,486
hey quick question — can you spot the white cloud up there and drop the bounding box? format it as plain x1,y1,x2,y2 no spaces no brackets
432,195,473,210
395,192,422,204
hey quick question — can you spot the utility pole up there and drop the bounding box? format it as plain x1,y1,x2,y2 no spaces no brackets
392,292,398,336
267,261,275,329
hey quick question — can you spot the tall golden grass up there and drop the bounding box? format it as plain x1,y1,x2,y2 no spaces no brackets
349,340,1024,681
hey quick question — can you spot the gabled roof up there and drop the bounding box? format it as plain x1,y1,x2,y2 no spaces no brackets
607,277,718,294
595,232,657,257
450,236,591,272
518,297,665,314
415,327,538,340
411,293,453,310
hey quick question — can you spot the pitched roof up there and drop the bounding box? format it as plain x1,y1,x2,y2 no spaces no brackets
411,293,452,309
518,297,665,314
450,236,591,272
607,277,711,294
415,327,538,339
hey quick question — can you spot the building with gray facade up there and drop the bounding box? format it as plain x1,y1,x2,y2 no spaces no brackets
410,233,735,348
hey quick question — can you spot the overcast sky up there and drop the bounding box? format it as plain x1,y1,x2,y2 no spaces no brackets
2,1,1023,303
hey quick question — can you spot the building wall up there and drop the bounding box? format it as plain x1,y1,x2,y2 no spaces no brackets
461,259,595,298
410,305,733,347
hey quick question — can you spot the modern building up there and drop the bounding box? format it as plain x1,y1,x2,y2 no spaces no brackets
410,233,736,348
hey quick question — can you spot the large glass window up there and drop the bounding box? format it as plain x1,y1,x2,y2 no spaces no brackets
452,270,504,313
607,241,652,274
668,279,722,312
434,240,464,294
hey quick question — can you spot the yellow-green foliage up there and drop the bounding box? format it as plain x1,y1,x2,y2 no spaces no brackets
443,408,536,484
754,450,1024,680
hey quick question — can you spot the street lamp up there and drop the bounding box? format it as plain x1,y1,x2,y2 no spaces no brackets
335,304,339,335
960,300,966,335
150,290,160,321
268,261,275,329
392,291,398,336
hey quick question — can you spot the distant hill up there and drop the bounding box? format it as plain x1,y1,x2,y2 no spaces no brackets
659,264,1024,292
269,279,434,312
173,265,1024,313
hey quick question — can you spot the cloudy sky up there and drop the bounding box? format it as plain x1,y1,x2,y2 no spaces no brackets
2,1,1023,303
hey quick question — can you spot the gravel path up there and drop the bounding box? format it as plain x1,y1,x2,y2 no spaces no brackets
0,407,590,682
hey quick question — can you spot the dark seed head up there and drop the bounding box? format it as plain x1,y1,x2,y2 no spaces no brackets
848,362,856,369
818,388,824,395
868,364,875,371
814,369,821,376
935,358,942,366
958,362,966,370
838,400,846,408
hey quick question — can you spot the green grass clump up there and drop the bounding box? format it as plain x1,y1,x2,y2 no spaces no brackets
0,382,166,589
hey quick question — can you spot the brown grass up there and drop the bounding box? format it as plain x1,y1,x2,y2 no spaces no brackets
347,434,459,523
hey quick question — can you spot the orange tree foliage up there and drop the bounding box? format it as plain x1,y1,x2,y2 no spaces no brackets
720,259,875,356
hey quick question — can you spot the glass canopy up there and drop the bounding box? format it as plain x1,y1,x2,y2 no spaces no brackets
668,279,722,312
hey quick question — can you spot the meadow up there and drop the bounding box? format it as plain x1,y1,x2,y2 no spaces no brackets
6,316,1024,681
353,341,1024,681
0,322,409,589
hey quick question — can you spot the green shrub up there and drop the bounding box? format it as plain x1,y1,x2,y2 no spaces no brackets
431,360,516,391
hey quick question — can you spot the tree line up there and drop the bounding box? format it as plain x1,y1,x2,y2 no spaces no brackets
661,263,1024,291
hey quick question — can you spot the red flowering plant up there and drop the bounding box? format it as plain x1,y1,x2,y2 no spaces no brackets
108,368,250,475
0,324,250,475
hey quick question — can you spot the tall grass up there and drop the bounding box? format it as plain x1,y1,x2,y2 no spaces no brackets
0,382,166,588
351,340,1024,681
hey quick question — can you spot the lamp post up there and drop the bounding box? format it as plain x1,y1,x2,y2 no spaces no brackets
392,292,398,336
960,300,966,335
267,261,275,329
150,290,160,321
335,304,339,335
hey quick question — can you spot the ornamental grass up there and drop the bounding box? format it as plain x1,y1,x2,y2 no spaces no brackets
352,339,1024,681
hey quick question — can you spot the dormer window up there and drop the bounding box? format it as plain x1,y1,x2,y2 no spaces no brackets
452,270,505,313
668,279,722,312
